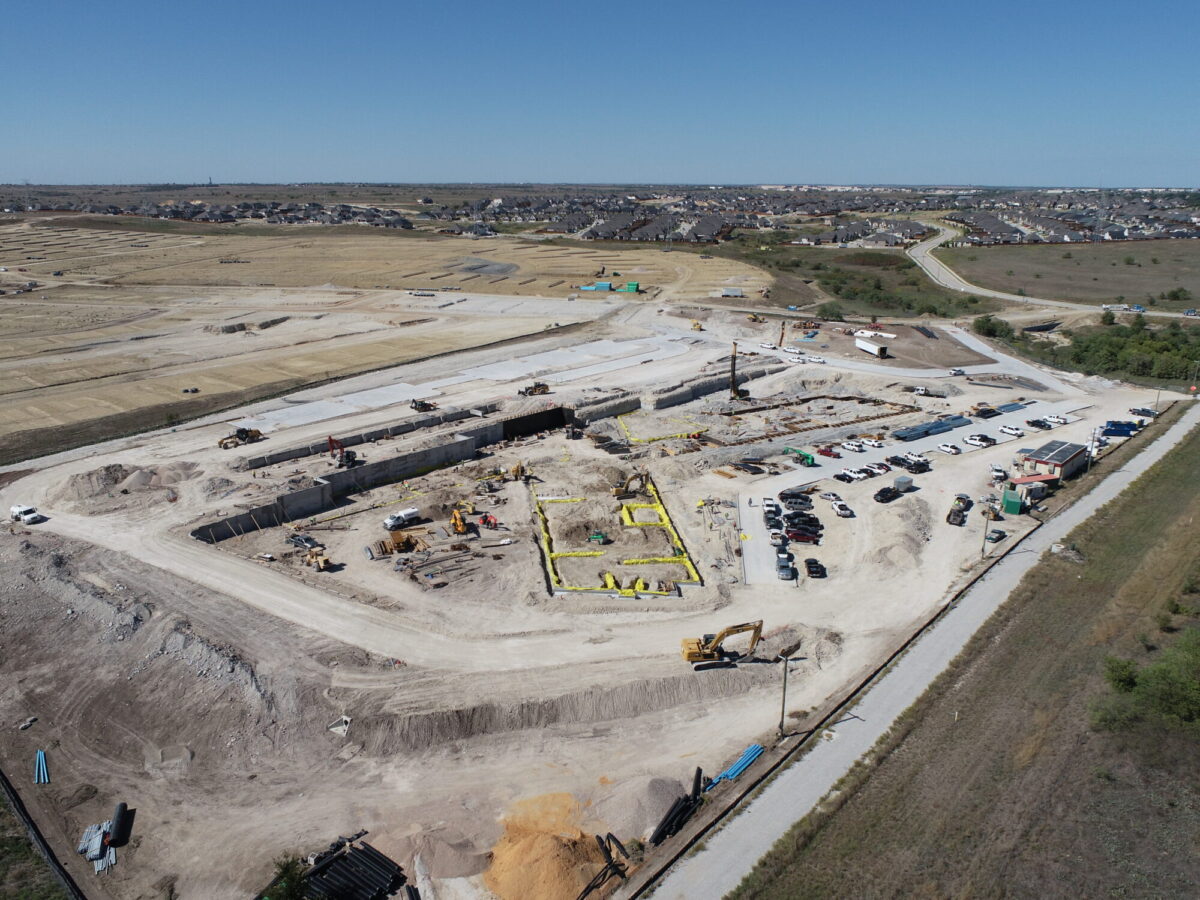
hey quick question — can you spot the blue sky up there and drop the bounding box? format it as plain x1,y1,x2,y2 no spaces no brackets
4,0,1197,186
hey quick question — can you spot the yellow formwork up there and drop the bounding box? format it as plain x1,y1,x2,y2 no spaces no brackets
530,475,703,595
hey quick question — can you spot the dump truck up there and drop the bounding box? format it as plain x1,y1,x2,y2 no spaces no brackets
681,620,763,666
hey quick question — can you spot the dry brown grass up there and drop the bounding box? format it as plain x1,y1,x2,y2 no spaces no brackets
731,411,1200,899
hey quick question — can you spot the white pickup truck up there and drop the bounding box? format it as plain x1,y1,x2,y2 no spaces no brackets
10,505,44,525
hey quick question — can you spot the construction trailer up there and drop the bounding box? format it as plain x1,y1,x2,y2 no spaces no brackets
855,337,888,359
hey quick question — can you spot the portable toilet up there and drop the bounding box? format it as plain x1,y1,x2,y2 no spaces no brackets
621,281,640,293
1002,488,1023,515
594,281,613,291
894,475,913,493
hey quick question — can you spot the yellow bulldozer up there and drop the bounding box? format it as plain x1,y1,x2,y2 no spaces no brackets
681,620,763,666
518,382,550,396
691,320,704,331
218,427,263,449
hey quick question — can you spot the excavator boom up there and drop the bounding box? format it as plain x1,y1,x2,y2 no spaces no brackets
681,620,763,663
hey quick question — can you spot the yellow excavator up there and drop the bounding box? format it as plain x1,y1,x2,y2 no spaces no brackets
681,620,763,665
611,471,647,497
746,313,766,323
450,508,468,535
691,320,704,331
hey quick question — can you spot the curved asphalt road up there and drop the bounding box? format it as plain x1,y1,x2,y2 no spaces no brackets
640,400,1200,900
908,226,1189,320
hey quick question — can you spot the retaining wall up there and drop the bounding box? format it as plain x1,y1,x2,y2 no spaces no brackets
568,394,641,424
646,364,783,410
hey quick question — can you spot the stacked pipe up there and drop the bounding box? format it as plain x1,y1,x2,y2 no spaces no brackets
33,750,49,785
704,743,764,791
648,767,705,846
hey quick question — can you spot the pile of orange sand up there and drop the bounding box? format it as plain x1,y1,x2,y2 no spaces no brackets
483,793,607,900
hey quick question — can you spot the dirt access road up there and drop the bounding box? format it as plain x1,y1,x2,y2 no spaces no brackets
640,400,1200,900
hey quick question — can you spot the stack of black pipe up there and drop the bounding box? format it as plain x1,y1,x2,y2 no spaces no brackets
648,767,705,847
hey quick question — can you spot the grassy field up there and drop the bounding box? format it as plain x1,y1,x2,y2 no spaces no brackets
0,795,64,899
694,231,1000,318
936,241,1200,309
732,411,1200,899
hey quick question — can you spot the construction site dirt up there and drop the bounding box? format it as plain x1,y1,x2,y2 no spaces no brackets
0,232,1173,899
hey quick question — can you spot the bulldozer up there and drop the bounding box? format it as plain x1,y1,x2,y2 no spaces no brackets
410,398,438,413
218,427,263,450
691,320,704,332
681,620,763,666
450,508,468,535
518,382,550,396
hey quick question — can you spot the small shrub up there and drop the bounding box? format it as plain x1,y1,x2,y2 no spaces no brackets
1104,656,1139,692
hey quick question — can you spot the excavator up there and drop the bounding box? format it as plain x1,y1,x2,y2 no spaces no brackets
218,427,263,449
449,508,468,535
327,435,359,468
410,398,438,413
746,313,766,324
611,471,646,498
691,320,704,331
518,382,550,396
681,620,763,666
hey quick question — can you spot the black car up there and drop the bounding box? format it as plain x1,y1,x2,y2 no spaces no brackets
906,461,931,474
1026,418,1051,430
874,486,901,503
885,455,909,467
975,407,1001,419
833,472,853,483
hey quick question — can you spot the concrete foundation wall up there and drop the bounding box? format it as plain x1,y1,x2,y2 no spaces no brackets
569,395,641,424
244,402,501,470
646,365,783,410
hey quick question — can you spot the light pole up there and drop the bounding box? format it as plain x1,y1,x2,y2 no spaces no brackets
778,650,799,739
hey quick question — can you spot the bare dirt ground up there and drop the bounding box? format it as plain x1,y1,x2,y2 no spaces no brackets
0,228,1176,900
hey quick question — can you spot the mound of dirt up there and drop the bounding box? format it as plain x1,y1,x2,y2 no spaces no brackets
49,461,201,513
484,794,605,900
589,775,685,841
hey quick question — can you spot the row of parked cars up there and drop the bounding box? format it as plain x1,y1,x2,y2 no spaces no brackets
762,490,842,580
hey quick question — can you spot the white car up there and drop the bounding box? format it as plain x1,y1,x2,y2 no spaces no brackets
1045,414,1068,425
937,443,961,455
769,530,786,547
761,498,780,512
963,434,989,448
999,425,1025,437
819,492,842,502
862,438,884,448
949,368,965,376
759,343,777,350
865,462,890,475
840,467,868,481
840,440,864,452
784,346,803,355
805,356,826,364
831,501,854,518
903,452,928,464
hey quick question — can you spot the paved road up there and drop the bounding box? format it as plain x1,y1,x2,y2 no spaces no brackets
908,226,1189,320
649,400,1200,899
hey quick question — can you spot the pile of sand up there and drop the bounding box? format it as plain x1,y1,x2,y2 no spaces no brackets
483,793,606,900
50,462,201,512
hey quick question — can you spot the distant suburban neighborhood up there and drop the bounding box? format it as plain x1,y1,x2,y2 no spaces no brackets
2,185,1198,246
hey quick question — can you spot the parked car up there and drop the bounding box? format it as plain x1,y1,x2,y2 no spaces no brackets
817,446,841,458
841,467,868,481
1044,414,1068,425
804,558,827,578
841,440,865,453
769,530,786,547
903,452,928,464
963,433,993,447
786,529,821,543
831,501,854,518
874,486,901,503
777,562,797,580
865,462,890,475
761,498,780,513
783,498,812,511
999,425,1025,437
805,356,826,364
885,455,909,467
985,529,1007,543
976,407,1001,419
819,492,841,502
832,472,853,484
759,342,777,350
937,443,961,455
949,368,965,376
862,438,885,448
1130,407,1158,418
287,534,321,550
1026,419,1051,430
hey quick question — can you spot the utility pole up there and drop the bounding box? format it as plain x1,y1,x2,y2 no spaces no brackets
777,651,798,739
